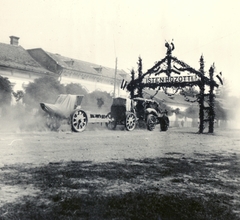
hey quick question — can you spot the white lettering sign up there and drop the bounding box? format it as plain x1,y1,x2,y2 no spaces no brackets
145,75,200,84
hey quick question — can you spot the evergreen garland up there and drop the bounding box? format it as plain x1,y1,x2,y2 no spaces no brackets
137,57,143,98
208,65,216,133
198,55,205,133
130,69,135,99
180,87,199,103
163,87,180,96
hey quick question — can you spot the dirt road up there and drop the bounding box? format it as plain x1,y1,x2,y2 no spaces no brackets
1,126,239,166
0,126,240,219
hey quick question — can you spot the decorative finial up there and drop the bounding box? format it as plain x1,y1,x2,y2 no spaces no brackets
165,40,175,56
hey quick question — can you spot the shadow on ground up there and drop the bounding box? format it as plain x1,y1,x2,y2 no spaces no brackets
0,153,239,220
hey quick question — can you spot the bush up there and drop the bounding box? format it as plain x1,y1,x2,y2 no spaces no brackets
0,75,12,106
82,90,113,113
65,83,88,96
0,75,12,116
23,75,65,108
23,75,113,113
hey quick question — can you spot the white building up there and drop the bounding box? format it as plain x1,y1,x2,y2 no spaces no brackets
0,36,53,92
0,36,129,99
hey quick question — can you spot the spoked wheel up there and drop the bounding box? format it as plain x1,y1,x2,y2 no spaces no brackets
147,114,157,131
125,112,137,131
71,110,88,132
46,114,61,131
105,112,117,130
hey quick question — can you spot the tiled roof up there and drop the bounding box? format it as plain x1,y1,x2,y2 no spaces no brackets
46,52,128,80
0,43,51,74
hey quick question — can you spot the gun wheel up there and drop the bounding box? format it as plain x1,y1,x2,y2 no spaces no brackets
105,112,117,130
71,110,88,132
46,114,61,131
125,112,136,131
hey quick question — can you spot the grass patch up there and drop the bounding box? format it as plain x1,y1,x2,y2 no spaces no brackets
0,153,239,219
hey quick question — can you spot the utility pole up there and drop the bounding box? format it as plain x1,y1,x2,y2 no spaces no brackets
113,57,117,98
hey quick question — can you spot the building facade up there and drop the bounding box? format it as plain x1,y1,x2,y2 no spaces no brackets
0,36,129,99
0,36,53,92
27,49,128,97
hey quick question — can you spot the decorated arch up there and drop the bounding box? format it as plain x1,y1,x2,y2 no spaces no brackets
124,42,223,133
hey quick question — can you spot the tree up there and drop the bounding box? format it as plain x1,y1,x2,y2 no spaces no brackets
12,90,24,102
159,102,173,117
0,75,12,109
185,105,199,117
82,90,113,112
97,98,104,108
180,86,199,102
215,77,231,122
65,83,88,96
185,105,199,127
180,86,199,97
172,108,185,127
215,77,230,100
23,75,65,108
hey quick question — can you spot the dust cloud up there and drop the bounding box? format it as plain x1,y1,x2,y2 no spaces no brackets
0,103,48,133
1,92,239,133
0,102,111,133
228,111,240,130
225,96,240,130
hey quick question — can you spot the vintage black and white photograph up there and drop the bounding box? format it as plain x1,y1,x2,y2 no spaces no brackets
0,0,240,219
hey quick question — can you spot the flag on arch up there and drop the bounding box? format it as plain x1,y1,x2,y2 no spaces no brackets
216,72,223,85
120,79,128,90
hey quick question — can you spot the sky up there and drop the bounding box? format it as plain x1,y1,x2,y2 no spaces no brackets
0,0,240,96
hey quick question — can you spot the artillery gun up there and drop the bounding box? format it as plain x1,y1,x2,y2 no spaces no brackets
40,94,110,132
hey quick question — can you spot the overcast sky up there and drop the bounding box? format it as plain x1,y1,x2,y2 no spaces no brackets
1,0,240,96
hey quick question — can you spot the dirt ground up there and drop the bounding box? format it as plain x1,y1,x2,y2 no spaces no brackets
0,125,240,219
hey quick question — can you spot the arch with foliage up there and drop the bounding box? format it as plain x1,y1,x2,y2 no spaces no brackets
126,43,222,133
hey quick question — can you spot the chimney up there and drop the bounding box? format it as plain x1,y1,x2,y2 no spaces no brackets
9,36,20,46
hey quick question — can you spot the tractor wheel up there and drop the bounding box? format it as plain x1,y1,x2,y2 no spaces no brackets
71,110,88,132
125,112,136,131
160,124,168,131
147,114,157,131
46,114,61,131
160,116,169,131
137,118,146,129
105,112,117,130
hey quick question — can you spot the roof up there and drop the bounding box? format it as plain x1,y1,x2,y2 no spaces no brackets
45,52,128,80
0,43,51,74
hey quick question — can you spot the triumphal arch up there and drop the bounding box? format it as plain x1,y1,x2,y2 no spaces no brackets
125,42,222,133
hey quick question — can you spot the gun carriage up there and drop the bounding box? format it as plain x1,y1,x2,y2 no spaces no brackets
40,94,110,132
